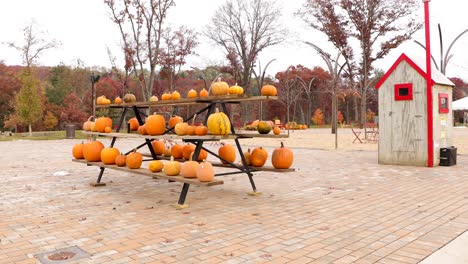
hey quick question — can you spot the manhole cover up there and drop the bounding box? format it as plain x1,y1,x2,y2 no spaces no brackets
34,246,90,264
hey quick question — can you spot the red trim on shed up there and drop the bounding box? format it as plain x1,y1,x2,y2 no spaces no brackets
394,83,413,101
375,53,435,89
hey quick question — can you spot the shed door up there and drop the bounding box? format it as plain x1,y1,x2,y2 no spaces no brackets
391,104,418,152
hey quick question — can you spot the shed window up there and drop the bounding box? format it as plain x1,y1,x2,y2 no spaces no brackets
394,83,413,101
439,93,449,113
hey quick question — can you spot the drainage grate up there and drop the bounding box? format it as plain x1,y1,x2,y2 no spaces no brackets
34,246,90,264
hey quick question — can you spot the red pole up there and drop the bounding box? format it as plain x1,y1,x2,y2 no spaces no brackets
424,0,434,167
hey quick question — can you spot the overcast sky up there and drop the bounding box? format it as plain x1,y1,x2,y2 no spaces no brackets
1,0,468,80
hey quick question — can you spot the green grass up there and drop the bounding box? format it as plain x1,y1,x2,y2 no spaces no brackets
0,130,88,141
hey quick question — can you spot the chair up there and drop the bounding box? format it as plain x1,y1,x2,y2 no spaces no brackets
364,123,379,142
351,126,363,143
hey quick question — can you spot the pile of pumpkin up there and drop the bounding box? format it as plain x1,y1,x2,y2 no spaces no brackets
244,120,281,135
96,78,278,105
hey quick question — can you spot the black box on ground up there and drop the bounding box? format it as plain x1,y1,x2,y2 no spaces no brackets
440,146,457,166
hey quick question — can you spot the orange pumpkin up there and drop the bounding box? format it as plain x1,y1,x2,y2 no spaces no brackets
186,125,195,135
114,96,122,104
115,153,127,167
82,140,105,162
195,125,208,136
104,126,112,133
82,116,95,131
95,117,112,133
128,117,140,131
199,88,209,97
273,126,281,135
171,144,184,159
272,142,294,169
101,147,120,165
137,125,148,135
145,114,166,135
151,140,166,155
164,156,181,176
72,142,84,159
172,91,181,100
212,78,229,96
169,115,183,129
261,84,277,96
197,160,214,182
161,92,172,100
251,147,268,167
127,150,143,169
148,160,164,172
242,148,252,166
182,144,196,160
181,153,199,178
218,143,236,164
228,83,244,95
163,147,172,157
187,89,197,98
174,122,189,136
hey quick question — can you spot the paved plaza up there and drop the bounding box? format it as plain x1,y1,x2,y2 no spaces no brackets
1,128,468,263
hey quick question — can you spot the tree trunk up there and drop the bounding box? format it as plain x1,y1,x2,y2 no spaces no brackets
28,123,32,136
360,92,368,126
353,97,359,125
331,94,337,134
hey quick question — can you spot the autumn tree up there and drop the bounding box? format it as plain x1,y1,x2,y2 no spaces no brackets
0,63,21,129
298,0,422,126
205,0,287,93
105,0,175,101
159,26,198,91
15,69,43,136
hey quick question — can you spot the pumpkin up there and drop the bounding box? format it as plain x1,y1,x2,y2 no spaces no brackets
115,153,127,167
128,117,140,131
180,153,199,178
137,125,148,135
172,91,181,100
163,147,172,157
149,95,159,102
218,143,236,164
261,85,277,96
251,147,268,167
161,92,172,100
123,93,137,103
82,140,105,162
95,117,112,133
82,116,95,131
273,126,281,135
187,89,197,98
169,115,183,129
207,108,231,135
186,125,195,135
104,126,112,133
164,156,181,176
171,144,184,159
228,83,244,95
195,125,208,136
72,142,84,159
200,88,209,97
148,160,164,172
114,96,122,104
243,148,252,166
101,147,120,165
145,114,166,135
182,144,196,160
126,149,143,169
97,95,110,105
174,122,189,136
151,140,166,155
272,142,294,169
212,78,229,96
257,121,272,134
197,160,214,182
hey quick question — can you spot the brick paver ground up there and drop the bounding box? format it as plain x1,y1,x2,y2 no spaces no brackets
1,132,467,264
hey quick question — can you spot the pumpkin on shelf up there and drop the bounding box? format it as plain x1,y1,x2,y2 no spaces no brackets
148,160,164,172
175,122,189,136
145,114,166,135
171,144,184,159
251,147,268,167
104,126,112,133
182,144,208,161
242,148,252,166
163,147,172,157
187,89,197,98
172,90,181,100
72,142,85,159
149,95,158,102
97,95,111,105
114,96,122,104
273,126,281,135
126,149,143,169
257,121,272,134
261,84,277,96
123,93,137,103
272,142,294,169
207,108,231,135
137,125,148,135
168,115,183,129
115,153,127,167
161,92,172,100
197,160,214,182
164,156,181,176
101,147,120,165
195,125,208,136
180,153,199,178
95,117,112,133
218,143,236,164
228,83,244,95
82,116,95,131
128,117,140,131
186,114,197,135
199,88,209,97
211,78,229,96
151,140,166,155
82,140,105,162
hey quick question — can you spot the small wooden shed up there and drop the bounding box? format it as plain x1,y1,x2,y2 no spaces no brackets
375,53,455,166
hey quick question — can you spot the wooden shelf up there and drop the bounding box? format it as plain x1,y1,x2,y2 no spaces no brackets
82,131,289,140
96,95,278,108
72,159,223,187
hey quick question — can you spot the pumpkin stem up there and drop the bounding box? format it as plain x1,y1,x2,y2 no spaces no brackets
215,107,220,113
280,142,284,148
170,156,174,162
192,114,197,125
189,151,194,161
